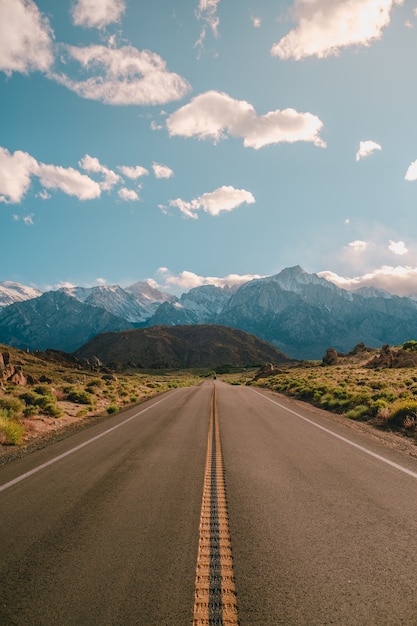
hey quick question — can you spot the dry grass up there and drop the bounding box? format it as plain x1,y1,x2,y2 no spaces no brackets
250,357,417,439
0,344,202,447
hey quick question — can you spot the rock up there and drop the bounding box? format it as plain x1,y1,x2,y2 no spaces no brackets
9,365,27,386
254,363,283,379
322,348,338,366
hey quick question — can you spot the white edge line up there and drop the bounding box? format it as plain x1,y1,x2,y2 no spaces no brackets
251,388,417,480
0,392,175,494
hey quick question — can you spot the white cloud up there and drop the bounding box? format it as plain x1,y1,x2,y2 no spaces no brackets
79,154,121,190
35,163,101,200
152,163,174,179
348,240,369,251
156,267,261,293
0,0,54,75
118,188,139,201
251,16,262,28
167,91,326,149
404,159,417,181
168,185,255,219
195,0,221,54
0,147,38,203
117,165,149,179
388,240,408,255
12,213,35,225
356,140,382,161
320,266,417,297
50,44,191,106
23,214,34,225
271,0,403,61
71,0,126,29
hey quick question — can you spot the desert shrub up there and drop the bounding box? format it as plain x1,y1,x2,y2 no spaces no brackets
65,388,92,404
346,405,370,420
0,412,24,444
0,396,24,418
403,340,417,352
385,399,417,428
42,402,64,418
33,384,52,396
23,405,38,417
86,378,103,389
106,405,118,414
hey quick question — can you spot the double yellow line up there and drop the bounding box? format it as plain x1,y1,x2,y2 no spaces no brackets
193,386,239,625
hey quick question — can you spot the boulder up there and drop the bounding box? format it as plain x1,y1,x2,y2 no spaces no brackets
322,348,338,366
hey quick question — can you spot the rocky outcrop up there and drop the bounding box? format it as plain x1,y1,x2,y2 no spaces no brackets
254,363,284,379
322,348,339,366
0,351,27,385
366,344,417,368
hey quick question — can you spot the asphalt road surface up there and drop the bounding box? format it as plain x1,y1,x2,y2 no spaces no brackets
2,380,417,625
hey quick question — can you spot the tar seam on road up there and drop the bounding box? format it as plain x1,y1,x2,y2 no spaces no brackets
193,386,239,626
0,392,176,494
251,388,417,480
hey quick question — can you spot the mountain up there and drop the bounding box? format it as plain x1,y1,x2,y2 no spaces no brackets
2,266,417,359
73,324,292,369
147,284,235,326
217,266,417,358
66,282,174,323
0,281,42,307
0,290,134,352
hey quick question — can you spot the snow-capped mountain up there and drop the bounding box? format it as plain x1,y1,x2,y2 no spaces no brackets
62,283,170,323
2,267,417,359
0,281,42,308
147,284,236,326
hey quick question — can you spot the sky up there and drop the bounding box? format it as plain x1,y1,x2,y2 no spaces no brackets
2,0,417,297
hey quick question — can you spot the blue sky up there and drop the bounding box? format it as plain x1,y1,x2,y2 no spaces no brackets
2,0,417,296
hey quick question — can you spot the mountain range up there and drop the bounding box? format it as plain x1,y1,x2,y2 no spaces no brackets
2,266,417,359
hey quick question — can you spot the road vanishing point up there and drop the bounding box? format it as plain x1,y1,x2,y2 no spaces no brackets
2,380,417,625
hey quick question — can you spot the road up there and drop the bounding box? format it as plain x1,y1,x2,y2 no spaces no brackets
2,380,417,624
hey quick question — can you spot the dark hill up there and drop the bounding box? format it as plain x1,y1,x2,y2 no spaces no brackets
73,324,292,369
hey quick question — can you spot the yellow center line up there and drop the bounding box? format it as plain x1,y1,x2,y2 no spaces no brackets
193,386,239,625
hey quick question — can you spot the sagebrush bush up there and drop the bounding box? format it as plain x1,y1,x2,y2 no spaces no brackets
0,396,24,418
385,399,417,428
65,388,92,404
0,412,24,444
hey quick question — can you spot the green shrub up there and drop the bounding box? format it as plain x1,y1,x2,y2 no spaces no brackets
106,405,118,414
346,405,370,420
65,388,92,404
42,402,64,418
0,396,24,418
386,400,417,428
0,413,24,444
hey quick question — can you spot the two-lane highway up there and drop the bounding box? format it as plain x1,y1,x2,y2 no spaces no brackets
2,380,417,624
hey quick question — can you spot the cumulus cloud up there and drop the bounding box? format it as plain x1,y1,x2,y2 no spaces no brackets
0,146,101,203
271,0,403,61
50,44,191,106
0,0,54,75
118,188,139,201
356,140,382,161
251,16,262,28
404,159,417,181
167,185,255,219
0,147,38,203
167,91,326,149
71,0,126,29
156,267,261,293
388,240,408,255
320,266,417,297
35,163,101,200
79,154,121,190
152,163,174,179
348,240,369,251
118,165,149,179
